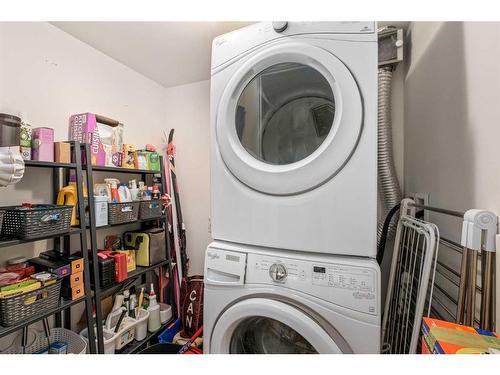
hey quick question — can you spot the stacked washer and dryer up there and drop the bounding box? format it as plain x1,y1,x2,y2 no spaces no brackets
205,22,380,354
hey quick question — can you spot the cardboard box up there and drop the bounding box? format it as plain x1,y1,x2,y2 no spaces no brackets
31,127,54,162
147,151,160,171
54,142,71,163
69,113,123,167
61,282,85,300
421,317,500,354
122,144,136,169
69,271,83,288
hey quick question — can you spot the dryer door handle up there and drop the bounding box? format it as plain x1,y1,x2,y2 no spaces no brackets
206,268,243,286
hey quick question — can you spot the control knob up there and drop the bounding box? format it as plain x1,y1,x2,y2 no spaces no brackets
272,22,288,33
269,263,287,282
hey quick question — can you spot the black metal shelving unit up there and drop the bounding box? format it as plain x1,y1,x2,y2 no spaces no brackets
81,143,174,354
0,142,97,353
0,142,174,354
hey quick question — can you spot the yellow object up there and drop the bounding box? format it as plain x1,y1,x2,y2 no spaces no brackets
57,185,78,225
117,250,136,272
57,177,88,225
0,281,41,299
124,232,151,267
137,287,144,317
122,144,136,169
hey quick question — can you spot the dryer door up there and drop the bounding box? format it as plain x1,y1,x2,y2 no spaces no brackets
216,41,363,195
210,298,350,354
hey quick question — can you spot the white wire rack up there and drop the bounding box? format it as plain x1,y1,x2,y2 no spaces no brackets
381,199,440,354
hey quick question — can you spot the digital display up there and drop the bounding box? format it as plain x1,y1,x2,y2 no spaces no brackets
313,266,326,273
226,254,240,262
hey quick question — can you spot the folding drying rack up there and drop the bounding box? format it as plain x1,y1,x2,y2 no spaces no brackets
382,197,498,353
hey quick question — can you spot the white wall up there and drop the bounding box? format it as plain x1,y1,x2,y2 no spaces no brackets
0,22,171,345
163,80,211,276
0,21,169,261
404,22,500,326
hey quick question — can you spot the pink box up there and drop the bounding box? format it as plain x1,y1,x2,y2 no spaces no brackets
31,127,54,162
69,113,106,166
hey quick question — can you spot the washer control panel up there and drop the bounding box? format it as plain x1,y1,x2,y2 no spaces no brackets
246,253,379,316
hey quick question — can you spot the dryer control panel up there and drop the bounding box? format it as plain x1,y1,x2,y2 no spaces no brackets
246,254,379,316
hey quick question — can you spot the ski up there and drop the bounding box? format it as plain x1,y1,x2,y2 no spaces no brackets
167,129,189,277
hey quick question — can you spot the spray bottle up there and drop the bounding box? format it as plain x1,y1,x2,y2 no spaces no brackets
147,283,161,332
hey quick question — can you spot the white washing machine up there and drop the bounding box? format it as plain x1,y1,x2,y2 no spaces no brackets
210,22,378,258
204,241,381,354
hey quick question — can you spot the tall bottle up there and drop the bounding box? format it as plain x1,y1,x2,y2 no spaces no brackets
110,181,120,203
129,179,140,201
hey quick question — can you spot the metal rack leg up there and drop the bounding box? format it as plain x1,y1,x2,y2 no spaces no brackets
456,247,468,324
73,141,97,353
83,143,105,353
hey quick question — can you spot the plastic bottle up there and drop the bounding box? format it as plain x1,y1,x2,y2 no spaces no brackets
152,184,160,200
138,181,145,201
118,183,132,202
145,186,153,201
147,283,161,332
129,179,140,201
110,181,120,203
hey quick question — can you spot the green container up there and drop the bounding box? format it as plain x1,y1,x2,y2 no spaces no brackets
148,151,160,171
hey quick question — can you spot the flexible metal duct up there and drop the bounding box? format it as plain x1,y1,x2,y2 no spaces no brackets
377,66,402,239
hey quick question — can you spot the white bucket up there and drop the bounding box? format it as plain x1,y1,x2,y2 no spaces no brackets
80,327,116,354
159,303,172,324
134,308,150,341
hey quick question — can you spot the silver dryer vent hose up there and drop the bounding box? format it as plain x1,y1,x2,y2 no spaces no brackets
377,66,402,240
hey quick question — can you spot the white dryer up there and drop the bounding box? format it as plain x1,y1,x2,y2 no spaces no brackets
210,22,378,258
204,241,381,354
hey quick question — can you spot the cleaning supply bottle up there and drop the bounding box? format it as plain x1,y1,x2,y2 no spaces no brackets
144,186,153,201
118,183,132,202
152,184,160,200
110,180,120,203
57,176,80,225
138,181,145,201
104,178,120,203
129,179,140,201
147,283,161,332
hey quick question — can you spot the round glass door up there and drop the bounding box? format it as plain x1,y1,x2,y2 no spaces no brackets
210,298,344,354
216,42,363,195
236,63,335,165
230,316,317,354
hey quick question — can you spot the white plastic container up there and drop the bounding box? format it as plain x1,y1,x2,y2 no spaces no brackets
80,327,116,354
118,184,132,202
133,308,150,341
113,316,136,350
94,195,108,227
159,303,172,324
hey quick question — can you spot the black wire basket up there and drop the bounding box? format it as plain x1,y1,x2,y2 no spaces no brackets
1,205,73,240
139,200,162,220
108,202,140,225
0,279,62,327
0,209,4,235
